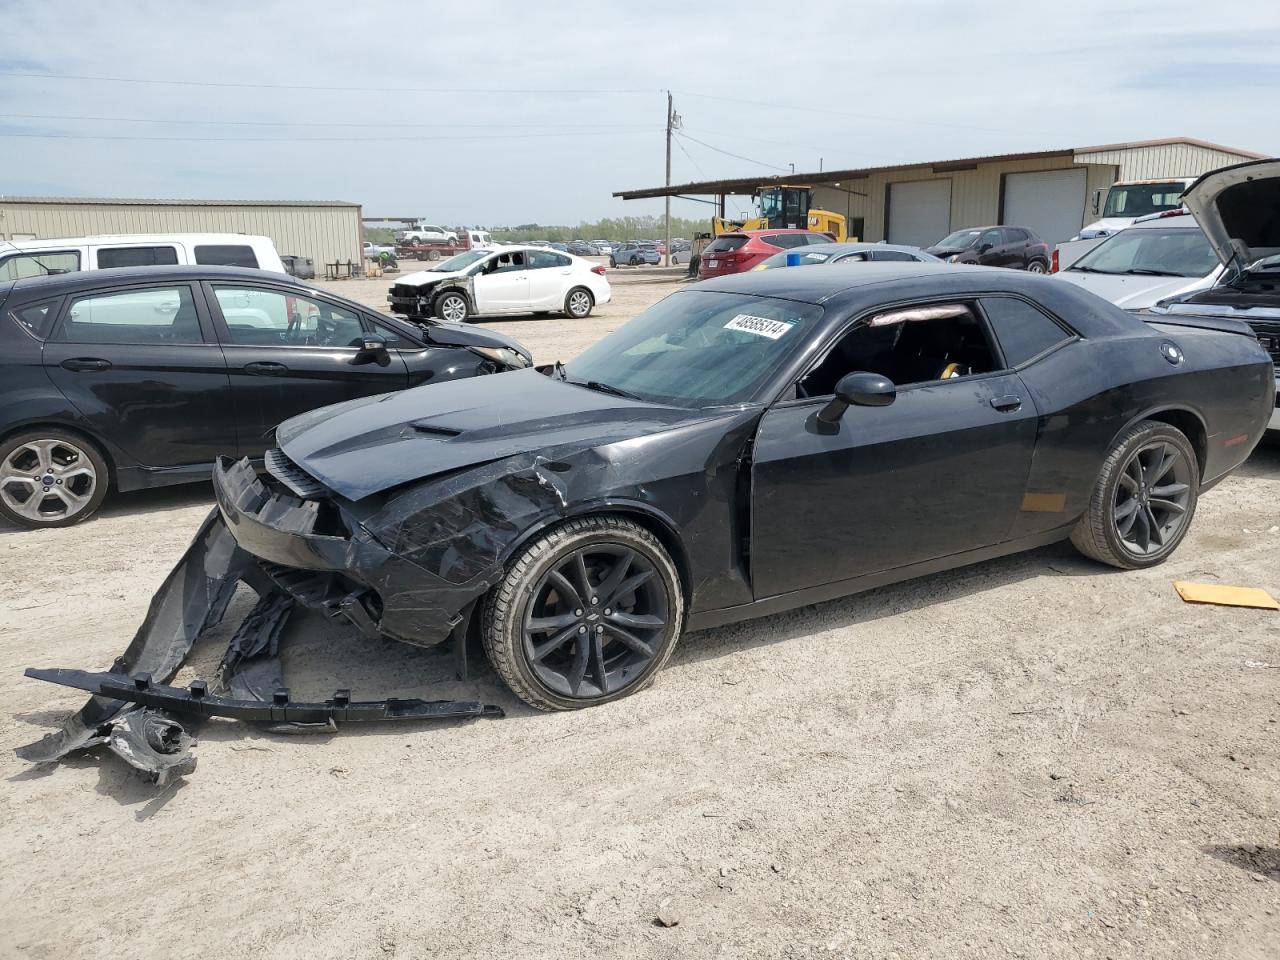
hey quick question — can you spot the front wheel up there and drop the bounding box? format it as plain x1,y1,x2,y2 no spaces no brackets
0,429,109,528
1070,420,1199,569
609,257,617,268
1027,259,1048,274
481,516,684,710
434,291,470,323
630,255,640,266
564,287,593,319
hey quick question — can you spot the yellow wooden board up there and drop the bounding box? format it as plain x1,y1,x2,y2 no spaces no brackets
1174,581,1280,611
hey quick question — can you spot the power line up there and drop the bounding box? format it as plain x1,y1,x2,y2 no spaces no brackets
0,112,656,130
0,129,653,144
0,70,656,95
674,131,789,173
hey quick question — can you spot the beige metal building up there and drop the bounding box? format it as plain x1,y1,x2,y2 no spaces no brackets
0,196,363,266
615,137,1266,248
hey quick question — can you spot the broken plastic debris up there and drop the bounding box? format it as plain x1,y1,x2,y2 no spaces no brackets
1173,581,1280,611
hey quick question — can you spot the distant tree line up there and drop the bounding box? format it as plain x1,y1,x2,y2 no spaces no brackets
363,214,712,245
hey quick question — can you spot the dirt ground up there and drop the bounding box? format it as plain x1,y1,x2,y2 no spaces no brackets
2,270,1279,960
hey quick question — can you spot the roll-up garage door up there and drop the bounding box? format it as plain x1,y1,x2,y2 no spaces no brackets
1002,169,1086,246
887,179,952,247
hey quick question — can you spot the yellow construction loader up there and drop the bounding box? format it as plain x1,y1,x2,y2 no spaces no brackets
713,184,850,241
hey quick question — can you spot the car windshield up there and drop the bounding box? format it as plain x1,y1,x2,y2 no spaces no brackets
757,250,834,269
1102,183,1187,218
565,290,824,407
936,230,981,248
1068,226,1220,278
430,251,489,272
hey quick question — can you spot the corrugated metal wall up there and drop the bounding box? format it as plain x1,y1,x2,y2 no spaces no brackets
1073,143,1252,180
809,156,1118,243
0,201,363,265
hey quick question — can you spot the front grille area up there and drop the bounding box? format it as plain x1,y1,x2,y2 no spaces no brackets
1254,328,1280,366
264,448,328,499
390,283,421,301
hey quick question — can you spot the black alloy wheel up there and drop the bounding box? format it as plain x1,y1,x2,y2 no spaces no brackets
482,516,683,710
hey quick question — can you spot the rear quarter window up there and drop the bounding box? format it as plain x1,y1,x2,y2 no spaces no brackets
96,246,179,268
981,296,1073,367
195,244,259,268
9,298,61,339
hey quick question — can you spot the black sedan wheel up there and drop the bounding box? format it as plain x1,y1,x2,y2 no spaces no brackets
482,516,684,710
435,291,469,323
0,429,109,528
1070,420,1198,569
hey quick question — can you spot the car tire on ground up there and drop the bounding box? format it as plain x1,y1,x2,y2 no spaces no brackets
608,257,617,268
564,287,594,319
1027,260,1048,273
1070,419,1199,570
481,515,684,711
629,255,640,266
434,291,470,323
0,428,110,529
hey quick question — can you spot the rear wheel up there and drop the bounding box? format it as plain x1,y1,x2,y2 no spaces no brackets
0,429,109,528
608,257,617,268
564,287,594,319
1070,420,1198,569
435,291,469,323
482,516,684,710
630,255,640,266
1027,259,1048,274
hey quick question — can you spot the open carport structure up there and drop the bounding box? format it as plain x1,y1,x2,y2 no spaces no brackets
614,137,1264,248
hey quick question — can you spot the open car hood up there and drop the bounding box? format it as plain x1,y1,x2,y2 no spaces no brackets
276,368,698,501
1182,158,1280,272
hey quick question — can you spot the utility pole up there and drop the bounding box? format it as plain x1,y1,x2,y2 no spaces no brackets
664,91,673,267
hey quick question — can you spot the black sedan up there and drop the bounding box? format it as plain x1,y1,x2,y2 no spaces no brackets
0,265,531,527
26,265,1275,728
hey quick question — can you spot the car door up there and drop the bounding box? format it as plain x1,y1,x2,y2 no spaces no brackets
750,299,1039,598
472,250,531,314
527,250,572,308
40,281,236,468
975,228,1004,267
204,281,410,457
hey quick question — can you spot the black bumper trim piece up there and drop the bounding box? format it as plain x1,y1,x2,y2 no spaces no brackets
25,668,505,724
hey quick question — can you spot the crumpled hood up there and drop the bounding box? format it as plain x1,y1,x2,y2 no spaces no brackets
1182,158,1280,271
422,320,531,362
397,267,467,287
276,368,701,501
1053,269,1216,309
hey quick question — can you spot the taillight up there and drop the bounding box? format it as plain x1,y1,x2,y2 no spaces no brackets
591,265,606,276
1050,249,1060,273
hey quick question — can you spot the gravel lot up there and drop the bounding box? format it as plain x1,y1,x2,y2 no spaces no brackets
2,269,1279,960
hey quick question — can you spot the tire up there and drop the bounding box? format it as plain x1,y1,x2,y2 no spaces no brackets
481,516,684,710
609,257,617,268
434,291,469,323
564,287,594,319
428,250,441,261
0,428,110,528
1070,420,1199,569
1027,259,1048,274
630,255,640,266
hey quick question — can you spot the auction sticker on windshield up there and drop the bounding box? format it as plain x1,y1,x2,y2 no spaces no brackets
724,314,795,340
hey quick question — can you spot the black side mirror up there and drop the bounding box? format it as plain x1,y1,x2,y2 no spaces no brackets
817,371,896,424
354,333,390,365
978,242,994,254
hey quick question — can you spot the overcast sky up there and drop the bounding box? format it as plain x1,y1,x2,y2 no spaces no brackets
1,0,1276,227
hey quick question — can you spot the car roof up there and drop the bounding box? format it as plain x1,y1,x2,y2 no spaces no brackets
3,264,308,297
0,233,273,251
783,242,934,256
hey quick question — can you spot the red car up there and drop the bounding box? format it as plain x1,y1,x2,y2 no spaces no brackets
698,229,834,279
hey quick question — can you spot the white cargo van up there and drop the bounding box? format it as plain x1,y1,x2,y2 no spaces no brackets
0,233,286,280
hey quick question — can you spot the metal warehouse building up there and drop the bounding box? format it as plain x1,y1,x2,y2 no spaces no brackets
616,137,1265,248
0,196,363,266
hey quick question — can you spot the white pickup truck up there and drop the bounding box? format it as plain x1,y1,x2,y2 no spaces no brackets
395,222,458,245
1055,178,1195,271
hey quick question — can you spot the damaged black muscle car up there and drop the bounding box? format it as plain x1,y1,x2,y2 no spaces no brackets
23,264,1275,757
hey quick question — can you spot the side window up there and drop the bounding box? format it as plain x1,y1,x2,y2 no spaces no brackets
871,250,918,262
194,244,259,268
981,296,1073,367
212,286,364,347
831,253,869,264
0,251,80,281
765,234,806,250
9,298,62,339
96,246,179,269
799,302,997,397
1006,228,1028,243
805,233,833,246
978,229,1002,250
527,251,560,269
55,286,203,344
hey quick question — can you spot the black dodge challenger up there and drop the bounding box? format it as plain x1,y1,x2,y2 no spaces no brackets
23,264,1275,745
